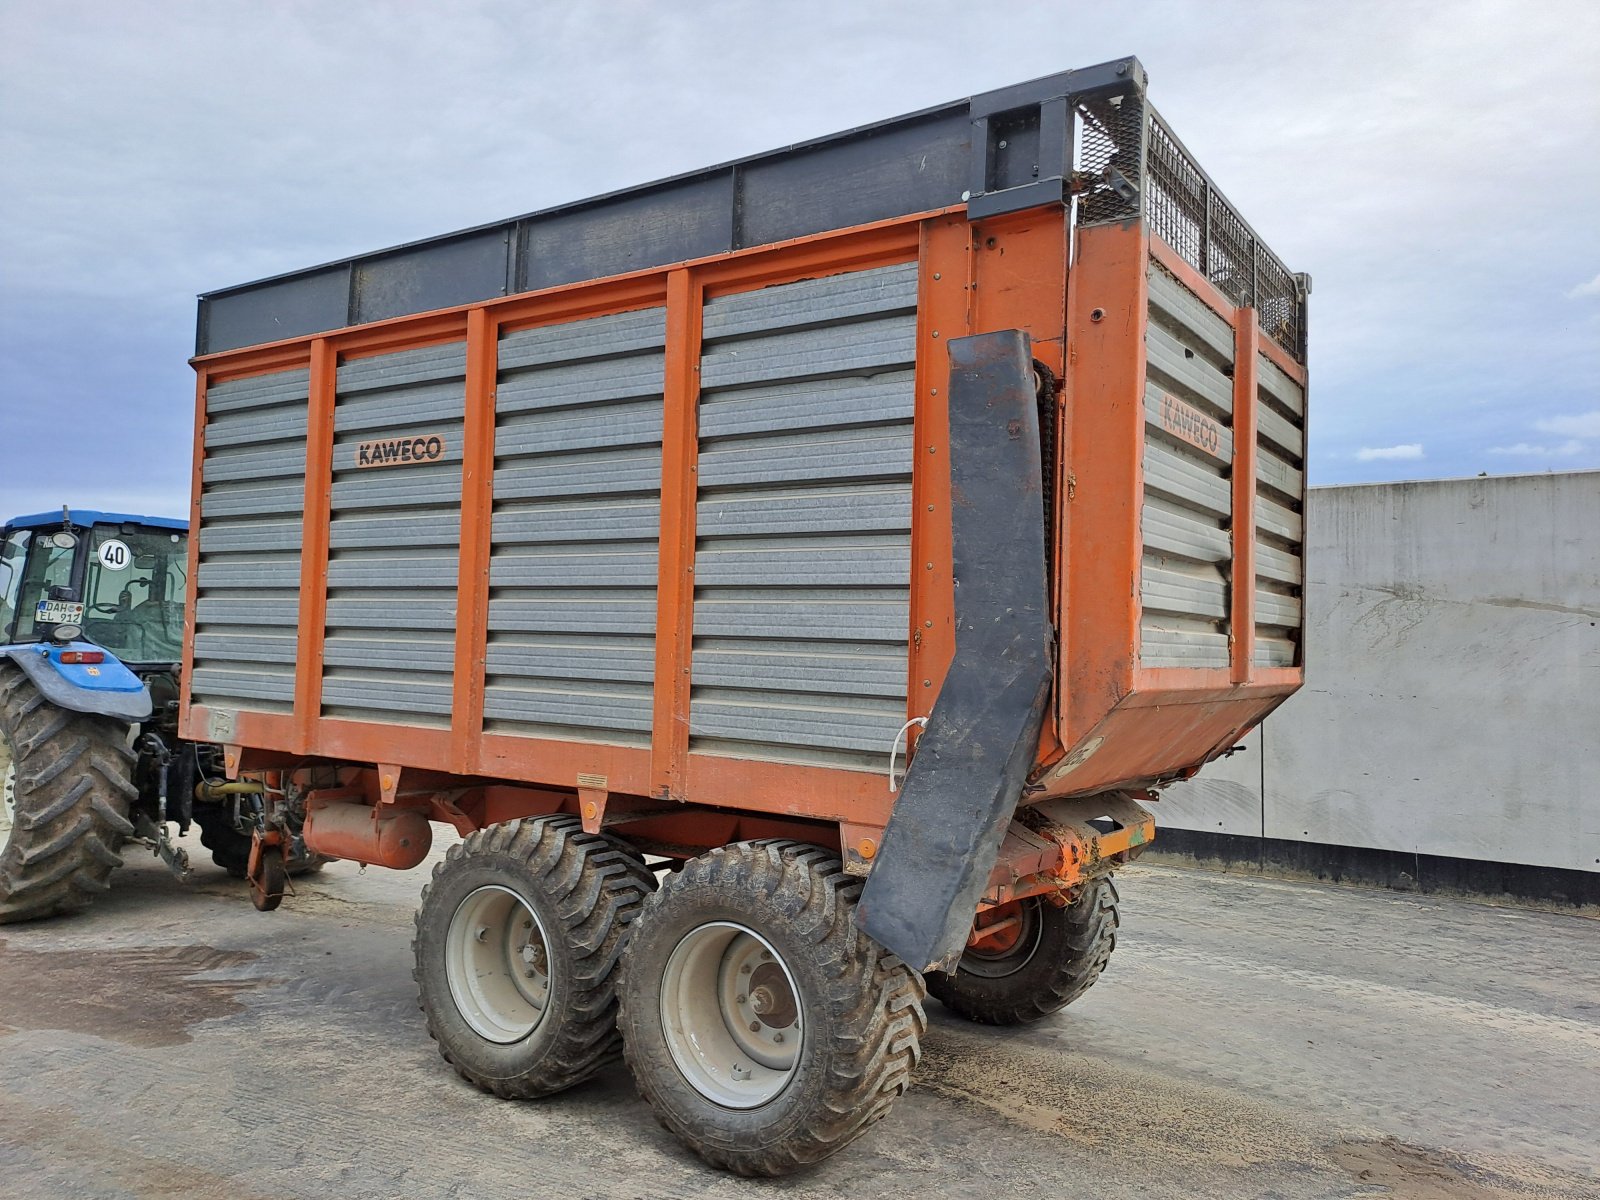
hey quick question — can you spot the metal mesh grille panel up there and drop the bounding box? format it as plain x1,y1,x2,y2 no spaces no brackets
484,307,666,745
321,342,466,724
191,368,309,712
1076,90,1145,227
691,261,917,770
1144,111,1306,362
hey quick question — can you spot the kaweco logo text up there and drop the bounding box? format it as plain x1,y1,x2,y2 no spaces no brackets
1158,393,1224,459
356,433,446,469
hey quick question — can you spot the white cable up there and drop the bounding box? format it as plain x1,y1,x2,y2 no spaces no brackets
887,716,930,793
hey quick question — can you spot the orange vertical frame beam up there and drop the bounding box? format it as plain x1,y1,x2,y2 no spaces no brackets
452,306,497,770
1230,312,1260,683
907,214,971,716
293,338,336,753
651,268,703,800
1059,220,1148,747
178,367,208,730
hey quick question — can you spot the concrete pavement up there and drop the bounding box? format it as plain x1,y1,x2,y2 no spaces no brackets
1,841,1596,1199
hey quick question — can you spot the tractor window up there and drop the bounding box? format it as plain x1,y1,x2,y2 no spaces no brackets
0,528,29,643
81,527,187,665
10,534,76,643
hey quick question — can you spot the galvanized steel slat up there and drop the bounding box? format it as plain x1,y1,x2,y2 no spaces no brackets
1254,540,1304,587
322,676,455,715
1141,497,1230,563
693,643,906,699
200,482,306,519
1142,436,1231,517
491,499,660,546
699,371,916,441
1147,265,1235,362
1256,395,1304,463
495,399,664,458
489,551,658,589
205,368,311,414
495,353,666,414
1145,323,1235,420
695,539,911,587
486,638,655,684
190,667,298,702
492,447,664,502
324,596,457,631
482,683,653,730
1139,620,1232,668
198,556,306,590
192,632,297,664
195,596,300,626
1256,494,1304,544
325,553,461,589
696,485,911,537
328,512,462,549
497,307,666,370
699,314,916,390
697,426,916,490
488,595,659,636
323,635,456,672
335,342,466,393
198,519,303,553
334,381,467,433
1254,586,1302,630
702,261,918,340
1140,559,1229,620
204,405,310,449
1256,353,1306,418
689,692,907,754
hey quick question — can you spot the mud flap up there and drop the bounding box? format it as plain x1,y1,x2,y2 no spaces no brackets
856,330,1054,973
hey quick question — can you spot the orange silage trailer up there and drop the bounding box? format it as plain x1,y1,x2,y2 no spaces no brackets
181,57,1308,1172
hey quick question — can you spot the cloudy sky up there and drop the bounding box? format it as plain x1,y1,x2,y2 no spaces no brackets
2,0,1597,520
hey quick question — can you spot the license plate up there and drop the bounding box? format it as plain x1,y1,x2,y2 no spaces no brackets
35,599,84,625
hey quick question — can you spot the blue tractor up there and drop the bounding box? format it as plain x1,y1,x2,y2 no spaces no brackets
0,508,318,922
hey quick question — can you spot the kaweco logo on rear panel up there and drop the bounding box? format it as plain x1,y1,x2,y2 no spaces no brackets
356,433,447,469
1157,393,1225,460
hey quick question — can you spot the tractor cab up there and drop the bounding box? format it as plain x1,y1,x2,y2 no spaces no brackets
1,509,189,673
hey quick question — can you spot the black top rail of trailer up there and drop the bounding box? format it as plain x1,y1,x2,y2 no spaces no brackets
195,56,1308,362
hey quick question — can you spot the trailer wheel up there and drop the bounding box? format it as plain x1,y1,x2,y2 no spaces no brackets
0,662,137,924
618,841,925,1176
413,815,655,1099
926,876,1119,1026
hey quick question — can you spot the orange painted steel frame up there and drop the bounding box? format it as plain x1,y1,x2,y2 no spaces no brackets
182,201,1304,854
1044,221,1305,798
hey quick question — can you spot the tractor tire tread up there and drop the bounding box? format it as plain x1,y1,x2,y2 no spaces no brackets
0,662,134,924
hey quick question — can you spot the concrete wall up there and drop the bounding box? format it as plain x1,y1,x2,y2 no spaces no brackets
1157,471,1600,874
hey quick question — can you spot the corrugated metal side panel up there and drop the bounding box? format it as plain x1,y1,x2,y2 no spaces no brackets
192,368,310,711
484,308,666,746
1141,262,1234,668
321,343,466,723
1255,353,1307,667
691,261,916,770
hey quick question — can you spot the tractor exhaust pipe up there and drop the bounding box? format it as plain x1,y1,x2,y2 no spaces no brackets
302,801,432,870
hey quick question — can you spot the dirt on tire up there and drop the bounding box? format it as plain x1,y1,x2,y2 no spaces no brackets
0,662,137,923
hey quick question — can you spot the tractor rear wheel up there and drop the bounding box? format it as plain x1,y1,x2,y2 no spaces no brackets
0,662,137,923
926,876,1120,1026
413,815,655,1098
617,841,926,1176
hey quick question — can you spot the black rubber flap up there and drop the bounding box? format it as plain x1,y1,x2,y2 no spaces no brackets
856,330,1054,972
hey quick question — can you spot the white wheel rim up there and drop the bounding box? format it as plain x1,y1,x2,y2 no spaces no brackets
660,921,802,1109
445,885,552,1044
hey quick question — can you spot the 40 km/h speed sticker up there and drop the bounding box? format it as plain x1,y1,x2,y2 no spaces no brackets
97,539,132,571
